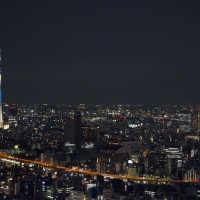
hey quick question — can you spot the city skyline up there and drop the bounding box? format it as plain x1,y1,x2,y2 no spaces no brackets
1,1,200,105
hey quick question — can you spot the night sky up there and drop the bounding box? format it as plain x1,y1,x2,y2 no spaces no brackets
1,0,200,105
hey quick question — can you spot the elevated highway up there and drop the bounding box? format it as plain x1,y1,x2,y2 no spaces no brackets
0,152,198,184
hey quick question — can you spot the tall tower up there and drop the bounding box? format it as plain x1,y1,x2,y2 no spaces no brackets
0,49,3,128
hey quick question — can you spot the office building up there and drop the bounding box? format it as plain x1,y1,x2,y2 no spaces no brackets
81,125,100,149
191,105,200,133
64,111,82,151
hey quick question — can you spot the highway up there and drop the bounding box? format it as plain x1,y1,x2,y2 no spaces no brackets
0,152,198,184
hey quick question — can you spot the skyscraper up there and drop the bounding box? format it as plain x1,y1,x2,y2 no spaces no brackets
64,112,82,162
74,111,82,150
64,111,82,151
0,49,3,128
191,105,200,133
64,117,76,145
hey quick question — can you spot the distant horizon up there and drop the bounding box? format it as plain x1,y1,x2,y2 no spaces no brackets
1,102,198,107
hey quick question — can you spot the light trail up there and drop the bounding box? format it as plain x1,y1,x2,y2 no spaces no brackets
0,152,198,184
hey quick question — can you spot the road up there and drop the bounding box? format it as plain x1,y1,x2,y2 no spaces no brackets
0,152,198,184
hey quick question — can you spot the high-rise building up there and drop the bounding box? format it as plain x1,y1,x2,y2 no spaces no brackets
74,111,82,150
64,117,76,145
191,105,200,133
0,49,3,128
5,104,18,124
81,125,100,149
64,111,82,151
9,104,18,116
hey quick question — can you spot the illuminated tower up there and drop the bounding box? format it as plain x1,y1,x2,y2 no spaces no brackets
0,49,3,128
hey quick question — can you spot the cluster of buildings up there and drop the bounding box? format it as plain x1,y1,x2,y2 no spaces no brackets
0,104,199,199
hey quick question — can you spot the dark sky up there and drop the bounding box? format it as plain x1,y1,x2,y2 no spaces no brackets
1,0,200,105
